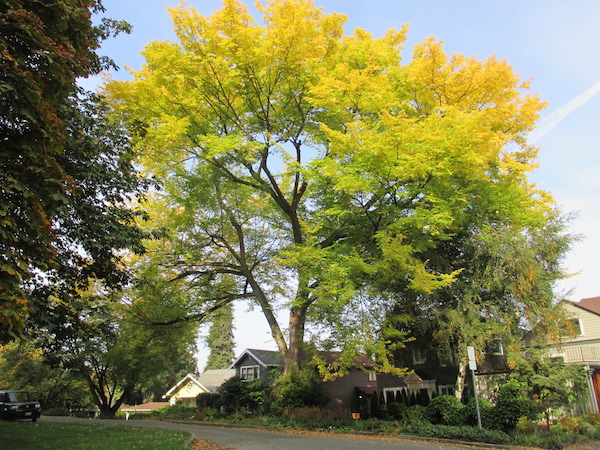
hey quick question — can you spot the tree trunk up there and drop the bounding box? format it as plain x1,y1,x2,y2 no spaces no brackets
455,359,467,401
285,304,308,373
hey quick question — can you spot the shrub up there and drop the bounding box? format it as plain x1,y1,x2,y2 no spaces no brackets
270,369,328,413
583,412,600,426
493,378,535,431
461,397,494,428
42,407,70,416
516,416,536,434
558,416,582,433
426,395,464,426
153,405,197,420
196,392,220,409
400,405,428,426
218,376,271,415
406,423,511,445
581,423,600,440
387,401,407,421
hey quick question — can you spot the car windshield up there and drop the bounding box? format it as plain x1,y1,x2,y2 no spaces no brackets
8,391,33,402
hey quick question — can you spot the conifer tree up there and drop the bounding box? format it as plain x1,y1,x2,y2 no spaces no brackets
204,303,235,371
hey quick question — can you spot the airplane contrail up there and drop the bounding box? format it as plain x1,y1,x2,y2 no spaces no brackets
529,78,600,144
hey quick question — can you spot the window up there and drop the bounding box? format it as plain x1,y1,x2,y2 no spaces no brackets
240,366,259,381
368,371,377,382
488,339,504,356
438,385,455,396
567,318,584,336
412,348,426,364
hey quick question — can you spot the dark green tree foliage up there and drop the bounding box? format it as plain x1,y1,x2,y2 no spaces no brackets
29,89,149,320
0,0,133,339
0,338,91,410
385,390,394,404
204,302,235,370
384,211,575,398
39,291,197,418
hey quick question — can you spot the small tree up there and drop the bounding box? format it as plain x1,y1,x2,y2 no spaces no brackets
511,349,588,430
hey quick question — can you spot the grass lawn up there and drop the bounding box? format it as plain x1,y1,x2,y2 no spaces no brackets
0,421,191,449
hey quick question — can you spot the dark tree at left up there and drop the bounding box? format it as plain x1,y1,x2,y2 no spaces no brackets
0,0,143,340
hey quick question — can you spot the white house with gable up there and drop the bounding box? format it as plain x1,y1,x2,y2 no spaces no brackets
163,369,235,407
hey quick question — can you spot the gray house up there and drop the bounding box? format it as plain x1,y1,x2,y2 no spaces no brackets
230,348,403,411
229,348,283,383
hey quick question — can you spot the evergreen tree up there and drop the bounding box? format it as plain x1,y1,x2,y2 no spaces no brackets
204,303,235,370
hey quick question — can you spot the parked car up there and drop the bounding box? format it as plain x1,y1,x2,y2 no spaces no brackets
0,390,42,421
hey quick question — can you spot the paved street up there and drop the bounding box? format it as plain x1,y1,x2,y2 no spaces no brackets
41,416,489,449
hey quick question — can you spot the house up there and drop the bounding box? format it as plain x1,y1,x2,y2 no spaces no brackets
229,348,283,383
229,348,403,411
163,369,235,406
384,330,510,404
548,297,600,412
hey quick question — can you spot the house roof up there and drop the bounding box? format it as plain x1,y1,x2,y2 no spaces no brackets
163,369,235,398
229,348,283,369
196,369,235,392
230,348,377,371
576,296,600,315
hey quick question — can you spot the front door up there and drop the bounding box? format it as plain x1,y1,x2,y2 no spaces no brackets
592,370,600,412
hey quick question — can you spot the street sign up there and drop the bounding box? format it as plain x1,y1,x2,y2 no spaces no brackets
467,345,477,370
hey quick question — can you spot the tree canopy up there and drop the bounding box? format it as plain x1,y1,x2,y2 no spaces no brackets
0,0,140,340
106,0,554,374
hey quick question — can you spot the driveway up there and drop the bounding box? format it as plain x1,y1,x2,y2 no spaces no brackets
41,416,498,449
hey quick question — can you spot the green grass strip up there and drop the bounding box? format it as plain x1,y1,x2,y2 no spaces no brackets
0,421,191,449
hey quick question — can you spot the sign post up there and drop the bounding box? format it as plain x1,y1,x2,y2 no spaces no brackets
467,346,482,429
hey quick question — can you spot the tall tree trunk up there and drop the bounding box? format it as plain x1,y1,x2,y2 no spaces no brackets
285,304,308,373
455,359,467,401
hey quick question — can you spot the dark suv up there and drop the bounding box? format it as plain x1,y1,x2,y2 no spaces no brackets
0,390,41,421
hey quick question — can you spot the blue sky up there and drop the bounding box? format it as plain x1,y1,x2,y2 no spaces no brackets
85,1,600,364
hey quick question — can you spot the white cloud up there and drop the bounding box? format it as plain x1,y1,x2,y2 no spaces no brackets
530,78,600,144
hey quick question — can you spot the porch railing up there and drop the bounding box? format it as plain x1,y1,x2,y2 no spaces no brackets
549,346,600,364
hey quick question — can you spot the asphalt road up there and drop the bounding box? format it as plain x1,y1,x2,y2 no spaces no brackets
40,416,494,449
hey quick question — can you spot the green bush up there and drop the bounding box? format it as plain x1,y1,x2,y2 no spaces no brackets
270,369,328,413
387,402,406,421
426,395,464,426
406,423,511,445
152,404,197,419
196,392,220,409
493,378,535,431
399,405,428,426
217,376,271,415
461,397,494,428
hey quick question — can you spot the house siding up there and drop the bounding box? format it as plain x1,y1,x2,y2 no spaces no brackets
565,303,600,342
324,371,376,411
235,354,277,383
